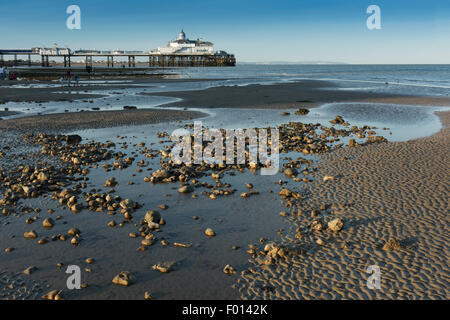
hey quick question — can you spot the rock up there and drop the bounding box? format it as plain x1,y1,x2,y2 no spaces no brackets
382,237,402,251
279,211,289,217
328,218,344,232
37,172,48,182
152,261,175,273
223,264,236,274
105,177,117,187
205,228,216,237
120,199,136,211
123,106,137,110
323,175,334,182
24,230,37,239
144,210,161,224
294,107,309,115
66,135,82,144
144,291,153,300
284,168,298,177
141,239,154,246
316,238,326,246
42,218,54,229
178,185,193,193
310,220,324,232
42,290,63,300
4,247,14,253
348,139,358,147
108,221,116,227
85,258,94,264
24,266,37,275
152,169,169,179
37,237,48,245
68,228,80,236
112,271,134,286
71,237,80,246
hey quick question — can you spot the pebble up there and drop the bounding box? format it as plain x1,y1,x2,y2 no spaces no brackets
204,228,216,237
223,264,237,274
42,218,54,229
112,271,134,286
328,218,344,232
24,230,37,239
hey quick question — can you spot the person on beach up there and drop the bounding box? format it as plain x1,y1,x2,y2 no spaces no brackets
0,66,4,80
74,74,79,87
10,71,16,80
4,67,9,80
67,69,72,87
59,76,64,87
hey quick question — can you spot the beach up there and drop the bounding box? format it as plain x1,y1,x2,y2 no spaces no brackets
0,68,449,300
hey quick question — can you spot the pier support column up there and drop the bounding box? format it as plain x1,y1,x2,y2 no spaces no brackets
111,56,114,67
68,55,71,67
14,54,17,66
28,54,31,66
64,56,67,68
0,54,3,66
45,55,49,67
41,55,45,67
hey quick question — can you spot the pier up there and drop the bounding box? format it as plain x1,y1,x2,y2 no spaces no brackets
0,49,236,68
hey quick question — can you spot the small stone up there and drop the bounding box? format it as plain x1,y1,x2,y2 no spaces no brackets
37,237,48,245
323,175,334,182
284,168,298,177
24,266,37,275
328,218,344,232
43,218,54,229
42,290,63,300
24,230,38,239
112,271,134,286
144,210,161,224
4,247,14,253
144,291,153,300
223,264,237,274
68,228,80,236
178,185,193,193
152,261,175,273
205,228,216,237
279,211,288,217
71,237,79,246
316,238,326,246
85,258,94,264
382,237,402,251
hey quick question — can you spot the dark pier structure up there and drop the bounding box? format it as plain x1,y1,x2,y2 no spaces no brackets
0,49,236,68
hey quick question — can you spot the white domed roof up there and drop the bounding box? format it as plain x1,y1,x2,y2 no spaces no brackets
177,29,186,40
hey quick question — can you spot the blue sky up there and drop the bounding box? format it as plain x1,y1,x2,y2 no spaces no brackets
0,0,449,63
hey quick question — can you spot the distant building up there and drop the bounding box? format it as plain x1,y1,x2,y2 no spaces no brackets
152,30,215,55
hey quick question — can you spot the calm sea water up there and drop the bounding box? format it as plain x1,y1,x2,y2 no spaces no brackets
177,64,450,97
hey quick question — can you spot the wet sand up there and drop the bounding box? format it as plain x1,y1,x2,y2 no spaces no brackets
0,78,449,300
142,80,450,109
0,109,206,133
237,111,450,300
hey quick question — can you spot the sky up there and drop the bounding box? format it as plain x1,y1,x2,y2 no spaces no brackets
0,0,449,64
